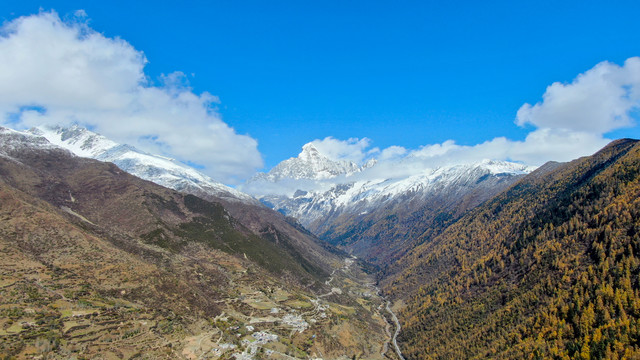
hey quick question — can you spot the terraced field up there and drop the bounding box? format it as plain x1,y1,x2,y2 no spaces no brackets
1,243,392,359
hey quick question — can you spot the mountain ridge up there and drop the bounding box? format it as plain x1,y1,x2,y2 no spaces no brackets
29,125,256,204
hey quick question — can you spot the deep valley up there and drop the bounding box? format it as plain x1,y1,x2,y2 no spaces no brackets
3,126,640,359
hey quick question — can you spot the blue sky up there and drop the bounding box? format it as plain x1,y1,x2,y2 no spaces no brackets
1,1,639,182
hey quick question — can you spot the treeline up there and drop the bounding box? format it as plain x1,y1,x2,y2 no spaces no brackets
383,139,640,359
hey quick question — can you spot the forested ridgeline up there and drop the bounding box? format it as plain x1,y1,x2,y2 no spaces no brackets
384,139,640,359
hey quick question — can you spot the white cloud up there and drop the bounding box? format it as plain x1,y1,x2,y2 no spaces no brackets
379,145,407,160
247,58,640,196
379,58,640,176
516,57,640,134
0,11,262,184
404,128,609,167
309,136,377,163
305,128,610,185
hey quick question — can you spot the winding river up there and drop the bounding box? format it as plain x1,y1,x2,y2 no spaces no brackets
385,301,406,360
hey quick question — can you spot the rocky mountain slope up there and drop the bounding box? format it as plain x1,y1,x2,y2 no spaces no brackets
0,127,392,359
383,139,640,359
30,125,343,277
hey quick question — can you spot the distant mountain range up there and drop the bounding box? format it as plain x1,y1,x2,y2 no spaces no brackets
34,125,538,267
244,140,534,265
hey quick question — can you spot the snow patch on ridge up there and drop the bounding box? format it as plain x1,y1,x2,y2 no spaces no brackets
30,125,256,203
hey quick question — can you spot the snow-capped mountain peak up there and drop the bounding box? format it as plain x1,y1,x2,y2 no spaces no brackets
249,142,365,183
30,125,119,158
298,143,324,162
28,125,256,203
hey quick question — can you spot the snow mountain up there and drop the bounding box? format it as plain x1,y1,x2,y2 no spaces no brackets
259,159,533,230
250,143,373,183
29,125,256,204
245,141,536,263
